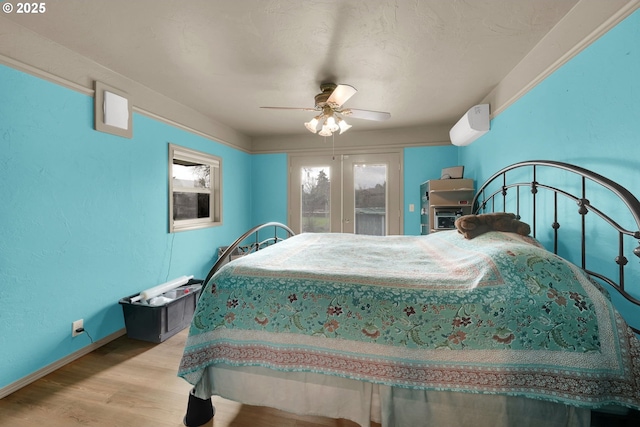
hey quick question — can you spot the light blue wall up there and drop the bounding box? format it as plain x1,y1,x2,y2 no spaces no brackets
403,146,459,235
251,153,288,226
459,10,640,327
0,64,253,389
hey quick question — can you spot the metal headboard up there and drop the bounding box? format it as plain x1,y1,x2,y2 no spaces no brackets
473,160,640,332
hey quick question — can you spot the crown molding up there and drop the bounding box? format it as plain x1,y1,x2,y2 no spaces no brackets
482,0,639,118
250,124,452,154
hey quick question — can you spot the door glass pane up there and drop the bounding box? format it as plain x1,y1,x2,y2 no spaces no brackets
301,167,330,233
354,164,387,235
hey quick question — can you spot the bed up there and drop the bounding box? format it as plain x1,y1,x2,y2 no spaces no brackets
178,160,640,427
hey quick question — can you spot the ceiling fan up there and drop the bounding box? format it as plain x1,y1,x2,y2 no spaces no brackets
261,83,391,136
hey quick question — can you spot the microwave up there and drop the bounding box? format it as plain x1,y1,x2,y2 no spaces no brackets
435,210,461,229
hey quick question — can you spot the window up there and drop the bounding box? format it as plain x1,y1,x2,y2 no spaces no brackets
169,144,221,232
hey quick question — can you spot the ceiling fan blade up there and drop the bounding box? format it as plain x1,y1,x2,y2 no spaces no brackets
326,84,357,108
260,106,318,111
341,108,391,121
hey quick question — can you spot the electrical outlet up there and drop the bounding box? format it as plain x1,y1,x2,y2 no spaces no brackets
72,319,84,337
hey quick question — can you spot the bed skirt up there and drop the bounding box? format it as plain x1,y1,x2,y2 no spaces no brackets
193,364,590,427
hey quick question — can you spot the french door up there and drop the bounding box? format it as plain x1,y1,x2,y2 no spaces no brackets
289,152,401,235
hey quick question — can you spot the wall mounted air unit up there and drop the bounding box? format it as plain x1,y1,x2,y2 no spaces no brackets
449,104,490,146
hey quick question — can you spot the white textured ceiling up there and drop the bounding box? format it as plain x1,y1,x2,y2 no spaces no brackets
3,0,581,139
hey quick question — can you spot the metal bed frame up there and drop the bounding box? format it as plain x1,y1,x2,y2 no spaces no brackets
185,222,295,426
473,160,640,332
184,160,640,426
202,221,295,287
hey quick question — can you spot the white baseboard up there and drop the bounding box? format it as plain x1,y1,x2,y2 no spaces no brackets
0,328,126,400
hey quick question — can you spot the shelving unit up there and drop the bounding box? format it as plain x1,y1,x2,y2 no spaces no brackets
420,179,474,234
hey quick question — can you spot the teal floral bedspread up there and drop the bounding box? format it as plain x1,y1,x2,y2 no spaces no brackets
179,230,640,409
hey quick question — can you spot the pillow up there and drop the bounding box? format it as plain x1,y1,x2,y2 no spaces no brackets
454,212,531,239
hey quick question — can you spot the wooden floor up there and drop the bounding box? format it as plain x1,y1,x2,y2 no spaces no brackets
3,328,640,427
0,329,365,427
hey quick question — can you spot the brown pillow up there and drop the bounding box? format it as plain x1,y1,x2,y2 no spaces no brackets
454,213,531,239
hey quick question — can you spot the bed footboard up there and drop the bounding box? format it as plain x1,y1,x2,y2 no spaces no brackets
203,222,295,290
185,222,294,425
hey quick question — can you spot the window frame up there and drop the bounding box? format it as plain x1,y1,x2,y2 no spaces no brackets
169,144,222,233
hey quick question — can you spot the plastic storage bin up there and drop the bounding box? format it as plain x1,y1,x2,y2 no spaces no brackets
119,279,203,343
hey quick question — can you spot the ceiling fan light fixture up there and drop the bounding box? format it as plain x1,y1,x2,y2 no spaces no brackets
337,117,352,134
326,115,340,132
263,82,390,137
304,116,320,133
318,124,332,137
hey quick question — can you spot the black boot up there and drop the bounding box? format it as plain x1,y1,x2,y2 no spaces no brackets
183,388,215,426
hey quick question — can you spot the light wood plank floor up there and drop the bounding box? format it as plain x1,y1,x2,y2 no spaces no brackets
0,329,369,427
4,329,639,427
